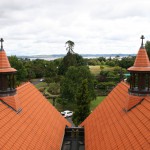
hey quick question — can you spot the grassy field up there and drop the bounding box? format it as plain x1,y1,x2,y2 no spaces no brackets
89,65,114,76
89,65,101,76
90,96,106,111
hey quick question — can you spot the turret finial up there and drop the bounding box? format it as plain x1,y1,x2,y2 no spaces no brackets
0,38,4,51
140,35,145,48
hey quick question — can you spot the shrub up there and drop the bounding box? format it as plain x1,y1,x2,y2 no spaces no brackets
39,87,45,93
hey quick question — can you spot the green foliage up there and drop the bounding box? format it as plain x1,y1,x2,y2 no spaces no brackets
90,96,106,111
103,55,135,69
44,61,58,78
31,59,48,78
72,79,91,126
44,77,54,83
98,66,126,83
9,56,60,83
98,70,109,82
56,97,68,107
95,66,127,96
23,59,59,79
98,57,106,62
100,61,105,65
145,40,150,60
85,58,100,66
58,53,85,75
48,82,60,95
9,56,28,84
39,87,45,92
97,82,116,89
118,56,135,69
60,66,96,104
105,60,116,67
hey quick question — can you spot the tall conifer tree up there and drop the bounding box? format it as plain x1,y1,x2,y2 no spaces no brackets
73,79,91,126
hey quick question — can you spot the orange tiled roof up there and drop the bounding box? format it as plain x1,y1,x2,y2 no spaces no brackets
128,48,150,71
0,94,21,112
81,82,150,150
0,50,16,73
0,82,70,150
125,95,144,111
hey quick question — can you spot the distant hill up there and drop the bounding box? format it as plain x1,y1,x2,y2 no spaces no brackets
18,54,136,60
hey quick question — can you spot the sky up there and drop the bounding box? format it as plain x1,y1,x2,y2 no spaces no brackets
0,0,150,56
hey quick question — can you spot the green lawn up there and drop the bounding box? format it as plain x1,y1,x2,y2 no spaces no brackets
35,82,47,89
90,96,106,111
30,78,40,82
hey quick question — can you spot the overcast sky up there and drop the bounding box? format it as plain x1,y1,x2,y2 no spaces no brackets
0,0,150,56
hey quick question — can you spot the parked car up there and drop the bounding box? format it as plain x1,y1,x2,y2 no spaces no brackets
40,78,44,82
61,110,73,118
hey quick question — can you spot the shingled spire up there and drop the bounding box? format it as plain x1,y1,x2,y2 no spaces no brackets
128,35,150,95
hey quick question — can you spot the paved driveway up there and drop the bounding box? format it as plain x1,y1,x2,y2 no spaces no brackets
31,79,41,85
66,117,75,127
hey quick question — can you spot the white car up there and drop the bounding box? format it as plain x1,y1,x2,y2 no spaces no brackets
40,79,44,82
61,110,73,118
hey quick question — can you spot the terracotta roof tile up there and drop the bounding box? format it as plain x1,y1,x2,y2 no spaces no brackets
125,95,144,111
0,50,16,73
0,51,11,68
81,82,150,150
0,82,70,150
0,94,21,112
128,48,150,71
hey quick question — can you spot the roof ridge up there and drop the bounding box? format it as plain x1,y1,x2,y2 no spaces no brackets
17,82,31,90
120,81,129,88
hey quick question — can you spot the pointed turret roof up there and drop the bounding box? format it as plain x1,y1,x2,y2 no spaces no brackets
0,38,16,73
128,35,150,71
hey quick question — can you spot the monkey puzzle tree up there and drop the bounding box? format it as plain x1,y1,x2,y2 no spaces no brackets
65,40,75,54
58,41,85,75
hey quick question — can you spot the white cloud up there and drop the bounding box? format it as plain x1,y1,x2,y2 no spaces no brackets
0,0,150,56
